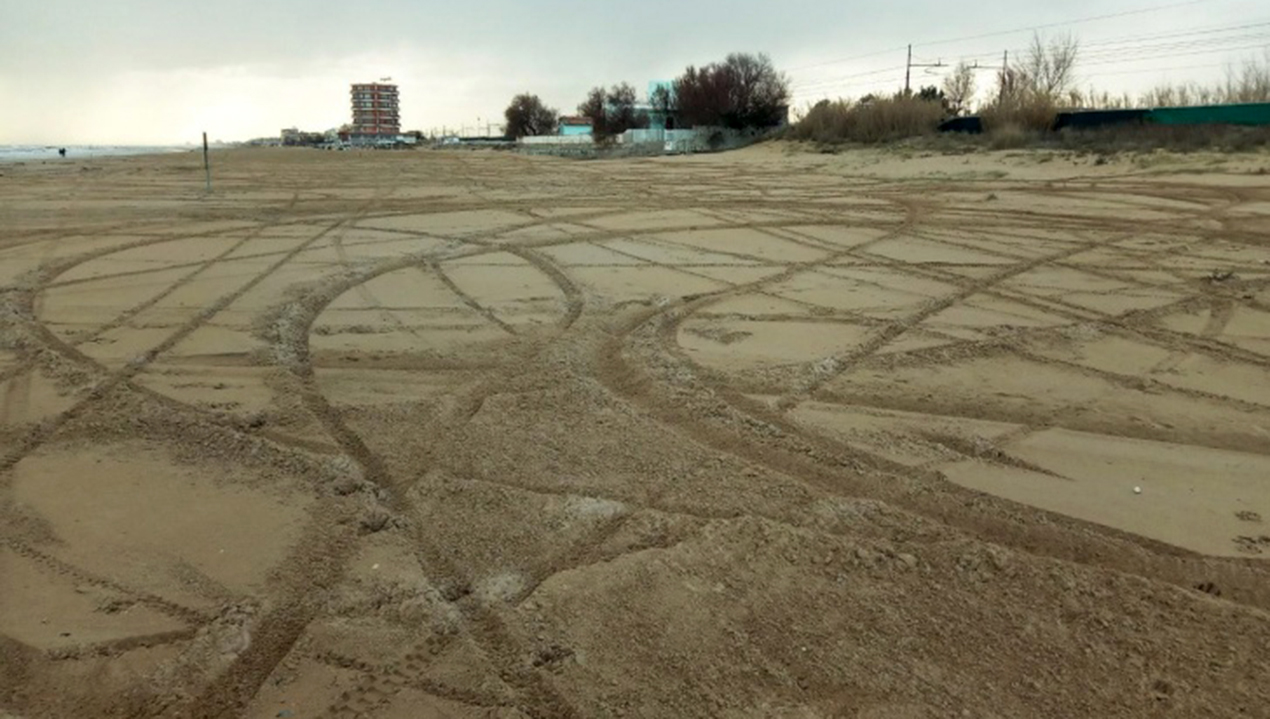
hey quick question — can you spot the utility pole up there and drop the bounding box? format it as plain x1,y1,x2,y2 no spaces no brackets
999,50,1009,104
905,45,912,95
904,46,945,95
202,132,211,194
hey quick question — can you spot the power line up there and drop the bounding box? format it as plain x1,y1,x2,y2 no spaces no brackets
978,24,1270,65
1082,60,1231,77
796,71,912,94
801,80,911,103
925,20,1270,68
1077,33,1270,60
914,0,1224,49
1080,39,1270,66
792,17,1268,97
791,65,908,91
786,0,1223,72
788,47,909,74
1078,18,1270,47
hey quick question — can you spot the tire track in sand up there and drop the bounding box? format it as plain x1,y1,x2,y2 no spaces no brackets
0,212,362,716
171,181,594,717
0,215,343,478
594,184,1270,615
260,233,595,719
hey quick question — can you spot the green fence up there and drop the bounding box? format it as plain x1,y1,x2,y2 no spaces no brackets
1147,103,1270,126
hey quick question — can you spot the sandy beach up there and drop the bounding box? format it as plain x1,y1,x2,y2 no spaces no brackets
1,143,1269,717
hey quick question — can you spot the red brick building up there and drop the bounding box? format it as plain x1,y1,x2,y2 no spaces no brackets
350,82,400,137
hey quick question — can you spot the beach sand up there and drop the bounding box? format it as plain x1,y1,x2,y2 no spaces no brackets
1,144,1269,717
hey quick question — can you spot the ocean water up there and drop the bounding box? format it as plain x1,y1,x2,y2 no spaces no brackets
0,144,194,164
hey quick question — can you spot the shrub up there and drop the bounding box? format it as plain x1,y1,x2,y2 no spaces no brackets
503,94,558,139
980,92,1057,133
786,95,944,144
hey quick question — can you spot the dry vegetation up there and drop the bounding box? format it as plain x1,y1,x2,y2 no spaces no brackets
790,38,1270,150
1140,53,1270,108
784,95,946,144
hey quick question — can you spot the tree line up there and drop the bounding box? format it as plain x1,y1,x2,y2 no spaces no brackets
504,52,791,140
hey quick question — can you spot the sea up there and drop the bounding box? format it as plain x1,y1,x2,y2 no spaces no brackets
0,144,195,164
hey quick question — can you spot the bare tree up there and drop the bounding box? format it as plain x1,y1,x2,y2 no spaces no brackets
1137,53,1268,107
942,61,977,116
650,84,677,127
503,94,558,139
1021,32,1079,100
1224,52,1270,103
577,86,608,137
605,82,648,135
994,63,1025,105
577,83,648,141
675,52,790,129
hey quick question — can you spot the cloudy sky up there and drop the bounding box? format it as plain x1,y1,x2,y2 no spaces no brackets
2,0,1266,144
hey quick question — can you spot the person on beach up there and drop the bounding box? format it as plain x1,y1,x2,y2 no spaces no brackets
58,148,66,158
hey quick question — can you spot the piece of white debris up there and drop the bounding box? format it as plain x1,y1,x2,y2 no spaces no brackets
1134,486,1142,495
372,563,380,570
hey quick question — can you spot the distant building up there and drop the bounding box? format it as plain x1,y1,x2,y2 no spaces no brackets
558,116,593,136
350,82,401,139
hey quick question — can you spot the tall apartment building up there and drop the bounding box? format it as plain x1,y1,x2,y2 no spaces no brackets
350,82,400,137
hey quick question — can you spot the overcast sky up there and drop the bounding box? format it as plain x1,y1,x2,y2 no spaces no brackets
2,0,1266,144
